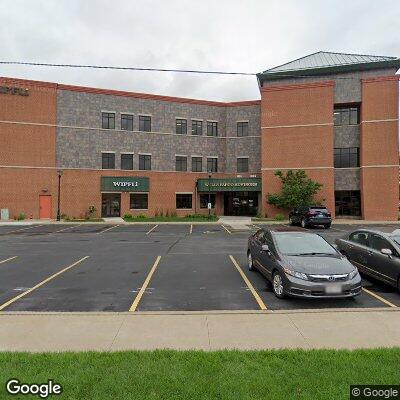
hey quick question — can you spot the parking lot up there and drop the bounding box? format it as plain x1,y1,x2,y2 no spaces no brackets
0,222,400,312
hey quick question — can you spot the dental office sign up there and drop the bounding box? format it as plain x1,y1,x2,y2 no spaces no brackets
101,176,149,192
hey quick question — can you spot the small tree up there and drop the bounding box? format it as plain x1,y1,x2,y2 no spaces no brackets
267,170,323,210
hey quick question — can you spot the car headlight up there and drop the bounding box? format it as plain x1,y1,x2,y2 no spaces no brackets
348,269,359,280
283,268,308,280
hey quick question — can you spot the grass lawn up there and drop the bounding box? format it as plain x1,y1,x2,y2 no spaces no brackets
123,215,218,222
2,349,400,399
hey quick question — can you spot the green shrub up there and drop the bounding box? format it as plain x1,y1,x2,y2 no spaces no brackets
274,213,285,221
123,213,132,219
17,212,26,221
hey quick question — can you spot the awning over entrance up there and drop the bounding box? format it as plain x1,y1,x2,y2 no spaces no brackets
197,177,261,192
101,176,149,192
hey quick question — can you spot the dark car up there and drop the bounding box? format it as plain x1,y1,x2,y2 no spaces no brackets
289,206,332,229
247,226,361,299
336,229,400,291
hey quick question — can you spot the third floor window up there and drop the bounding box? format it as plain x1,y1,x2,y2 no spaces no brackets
176,119,187,134
334,147,359,168
207,121,218,137
121,114,134,131
334,106,359,126
139,115,151,132
192,120,203,135
102,112,115,129
237,121,249,137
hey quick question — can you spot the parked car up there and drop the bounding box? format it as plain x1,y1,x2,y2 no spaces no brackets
336,229,400,291
289,206,332,229
247,226,361,298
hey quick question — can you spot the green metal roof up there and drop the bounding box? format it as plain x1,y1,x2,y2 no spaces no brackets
257,51,400,81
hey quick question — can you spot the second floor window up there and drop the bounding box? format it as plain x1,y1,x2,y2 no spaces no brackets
139,154,151,170
237,157,249,173
102,112,115,129
192,120,203,135
121,114,134,131
176,119,187,134
334,147,359,168
334,106,359,126
237,121,249,137
102,152,115,169
192,157,202,172
207,157,218,173
176,156,187,172
207,121,218,137
121,154,133,170
139,115,151,132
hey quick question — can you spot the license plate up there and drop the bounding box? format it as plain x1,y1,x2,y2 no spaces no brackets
316,214,324,218
325,284,342,294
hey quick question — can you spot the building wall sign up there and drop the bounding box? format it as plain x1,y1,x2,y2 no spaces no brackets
101,176,149,192
197,177,261,192
0,86,29,96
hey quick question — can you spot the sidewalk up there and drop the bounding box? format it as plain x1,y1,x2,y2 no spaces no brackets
1,309,400,352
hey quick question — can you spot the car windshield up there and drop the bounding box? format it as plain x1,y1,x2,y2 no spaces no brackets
274,233,337,256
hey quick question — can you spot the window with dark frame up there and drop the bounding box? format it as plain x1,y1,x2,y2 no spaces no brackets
139,154,151,170
176,193,192,209
191,120,203,135
207,157,218,173
101,153,115,169
237,121,249,137
175,156,187,172
200,194,216,208
139,115,151,132
192,157,202,172
334,148,359,168
237,157,249,173
102,112,115,129
121,154,133,170
121,114,134,131
206,121,218,137
335,190,361,217
333,106,359,126
130,193,148,210
176,119,187,134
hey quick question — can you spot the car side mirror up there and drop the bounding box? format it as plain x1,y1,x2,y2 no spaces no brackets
261,244,270,253
381,248,392,256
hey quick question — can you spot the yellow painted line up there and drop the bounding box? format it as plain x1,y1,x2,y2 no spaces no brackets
0,256,89,311
0,256,18,265
129,256,162,312
229,255,267,310
146,224,159,235
97,225,119,234
221,224,232,234
189,224,193,234
362,287,398,308
54,224,82,233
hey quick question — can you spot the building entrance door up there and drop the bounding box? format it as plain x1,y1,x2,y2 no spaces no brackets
223,192,259,216
101,193,121,217
39,195,52,219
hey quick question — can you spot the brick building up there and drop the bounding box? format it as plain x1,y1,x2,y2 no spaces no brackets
0,51,399,220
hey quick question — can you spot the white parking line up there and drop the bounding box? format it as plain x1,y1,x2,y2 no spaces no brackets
97,225,120,234
189,224,193,234
221,225,232,234
54,224,82,233
146,225,159,235
0,256,18,265
2,225,37,235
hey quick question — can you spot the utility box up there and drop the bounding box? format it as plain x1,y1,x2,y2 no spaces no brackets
1,209,9,220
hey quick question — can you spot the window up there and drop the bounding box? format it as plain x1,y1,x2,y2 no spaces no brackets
102,153,115,169
130,193,148,210
176,156,187,172
121,114,134,131
192,157,202,172
176,119,187,134
349,231,369,246
369,234,396,255
334,148,359,168
237,121,249,137
192,120,203,135
139,154,151,170
176,193,192,209
237,157,249,173
102,112,115,129
121,154,133,170
335,190,361,216
207,157,218,173
334,106,359,126
207,121,218,137
139,115,151,132
200,194,216,208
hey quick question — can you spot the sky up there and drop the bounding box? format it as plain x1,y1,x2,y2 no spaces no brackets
0,0,399,101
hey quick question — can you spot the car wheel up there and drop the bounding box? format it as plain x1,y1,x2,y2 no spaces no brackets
324,223,331,229
301,218,307,229
247,251,255,271
272,271,286,299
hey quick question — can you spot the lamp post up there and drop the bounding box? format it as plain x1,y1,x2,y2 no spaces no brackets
56,169,63,221
208,170,212,220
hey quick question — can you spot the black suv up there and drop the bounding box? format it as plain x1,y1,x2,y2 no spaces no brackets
289,206,332,229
